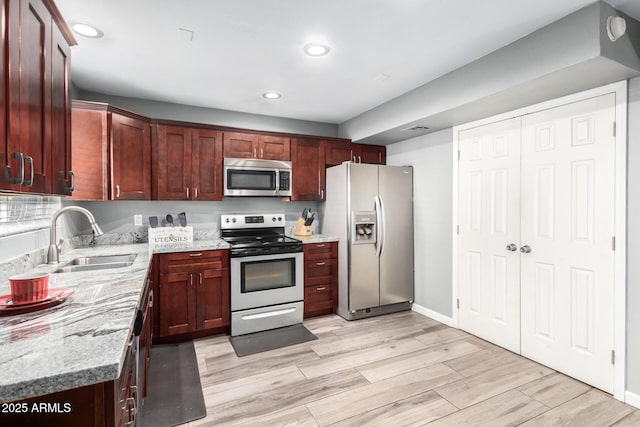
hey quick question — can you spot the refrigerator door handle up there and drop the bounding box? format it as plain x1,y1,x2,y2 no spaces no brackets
375,195,384,257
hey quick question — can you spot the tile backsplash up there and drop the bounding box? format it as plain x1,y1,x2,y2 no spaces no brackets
0,196,61,229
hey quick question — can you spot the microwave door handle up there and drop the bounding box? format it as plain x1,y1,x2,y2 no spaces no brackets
275,169,280,194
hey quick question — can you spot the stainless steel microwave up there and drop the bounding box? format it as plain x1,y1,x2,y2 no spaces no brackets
223,158,292,197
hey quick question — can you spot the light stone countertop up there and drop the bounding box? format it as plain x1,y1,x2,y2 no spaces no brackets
0,239,230,402
289,234,339,244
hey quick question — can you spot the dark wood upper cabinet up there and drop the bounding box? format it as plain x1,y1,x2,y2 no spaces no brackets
112,114,151,200
325,141,353,166
71,101,151,200
223,131,290,161
358,144,386,165
153,124,223,201
1,0,75,194
325,141,386,166
51,23,73,195
291,138,326,201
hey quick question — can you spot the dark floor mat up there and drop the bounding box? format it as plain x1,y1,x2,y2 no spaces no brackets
230,324,318,357
140,341,206,427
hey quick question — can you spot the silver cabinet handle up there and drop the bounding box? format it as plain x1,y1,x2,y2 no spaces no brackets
186,187,190,199
320,189,324,199
260,147,264,158
315,244,326,247
316,261,326,266
316,286,326,291
358,156,362,163
116,184,121,198
352,155,356,162
149,289,153,308
190,274,194,287
253,147,257,158
23,155,34,187
506,244,517,252
64,170,75,192
5,152,24,185
189,252,203,257
520,245,532,253
194,187,198,199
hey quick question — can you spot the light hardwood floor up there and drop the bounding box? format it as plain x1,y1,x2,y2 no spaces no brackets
182,311,639,426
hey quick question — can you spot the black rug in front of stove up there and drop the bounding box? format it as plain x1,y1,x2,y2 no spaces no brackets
230,324,318,357
139,341,206,427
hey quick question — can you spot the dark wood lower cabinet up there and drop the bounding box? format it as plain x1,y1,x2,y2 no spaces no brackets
157,250,230,340
303,242,338,318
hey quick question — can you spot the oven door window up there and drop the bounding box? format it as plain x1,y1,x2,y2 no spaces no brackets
227,169,276,191
241,258,295,293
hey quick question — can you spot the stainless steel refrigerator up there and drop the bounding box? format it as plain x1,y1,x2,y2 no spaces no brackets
320,162,414,320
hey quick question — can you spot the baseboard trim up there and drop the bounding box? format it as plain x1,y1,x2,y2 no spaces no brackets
412,303,454,327
625,390,640,409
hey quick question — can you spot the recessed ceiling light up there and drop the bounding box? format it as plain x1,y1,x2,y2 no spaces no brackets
70,22,104,38
304,43,330,56
262,92,282,99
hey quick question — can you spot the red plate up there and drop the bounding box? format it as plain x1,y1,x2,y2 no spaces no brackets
0,288,74,316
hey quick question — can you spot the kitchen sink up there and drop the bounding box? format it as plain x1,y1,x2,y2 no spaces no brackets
53,254,137,273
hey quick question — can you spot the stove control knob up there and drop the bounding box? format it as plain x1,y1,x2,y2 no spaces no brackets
225,218,229,223
232,218,237,223
278,217,282,221
272,217,276,222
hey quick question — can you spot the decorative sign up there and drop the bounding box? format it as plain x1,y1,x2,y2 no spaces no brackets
148,226,194,249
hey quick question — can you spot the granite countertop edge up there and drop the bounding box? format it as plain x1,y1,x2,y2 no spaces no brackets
0,239,230,402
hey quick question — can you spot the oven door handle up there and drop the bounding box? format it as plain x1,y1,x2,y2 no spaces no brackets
275,169,280,194
241,307,296,320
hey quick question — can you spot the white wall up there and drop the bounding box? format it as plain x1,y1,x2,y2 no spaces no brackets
386,128,453,317
625,76,640,396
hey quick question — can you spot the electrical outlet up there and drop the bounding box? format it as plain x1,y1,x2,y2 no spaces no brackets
134,214,143,226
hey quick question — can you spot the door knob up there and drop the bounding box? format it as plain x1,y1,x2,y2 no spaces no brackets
520,245,532,253
506,243,517,252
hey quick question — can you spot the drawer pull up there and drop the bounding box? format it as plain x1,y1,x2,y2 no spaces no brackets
315,244,326,247
316,261,326,266
189,253,203,257
316,286,326,291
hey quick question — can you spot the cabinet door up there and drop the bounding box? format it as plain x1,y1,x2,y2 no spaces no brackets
291,138,326,201
7,0,52,193
223,132,257,158
51,24,73,195
192,129,223,200
325,141,353,166
70,108,108,200
259,136,290,160
111,113,151,200
356,144,386,165
159,272,196,337
196,268,230,330
154,125,192,200
0,1,10,191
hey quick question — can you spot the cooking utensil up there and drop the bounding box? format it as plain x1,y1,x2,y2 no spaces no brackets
178,212,187,227
165,214,174,227
305,212,315,226
149,216,158,228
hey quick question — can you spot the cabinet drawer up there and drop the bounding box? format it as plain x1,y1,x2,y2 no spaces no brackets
159,250,228,272
304,284,337,315
304,258,337,286
303,242,337,260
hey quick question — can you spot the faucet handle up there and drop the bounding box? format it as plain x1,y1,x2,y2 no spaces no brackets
57,238,64,253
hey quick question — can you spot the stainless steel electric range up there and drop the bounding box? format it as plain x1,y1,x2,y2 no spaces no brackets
221,213,304,336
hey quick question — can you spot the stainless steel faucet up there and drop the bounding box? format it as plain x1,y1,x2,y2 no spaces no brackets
47,206,104,264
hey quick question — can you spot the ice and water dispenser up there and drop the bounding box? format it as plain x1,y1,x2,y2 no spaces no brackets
352,211,376,244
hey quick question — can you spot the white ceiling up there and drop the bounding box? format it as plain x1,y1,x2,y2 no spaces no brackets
56,0,640,125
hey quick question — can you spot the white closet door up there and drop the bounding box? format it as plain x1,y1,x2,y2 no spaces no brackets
458,117,522,353
520,93,616,392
